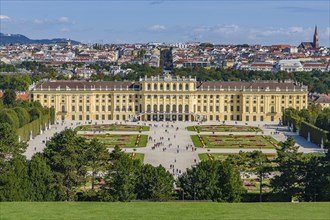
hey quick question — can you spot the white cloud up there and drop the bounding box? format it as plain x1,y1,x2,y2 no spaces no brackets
149,24,166,32
0,15,11,21
212,24,240,35
58,17,70,23
33,17,73,25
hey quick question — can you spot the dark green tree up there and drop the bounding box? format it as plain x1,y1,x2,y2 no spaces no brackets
301,153,330,201
271,137,304,201
135,164,174,201
86,138,109,190
100,147,140,201
3,89,16,106
0,123,27,169
43,129,88,201
28,153,56,201
178,160,244,202
0,155,30,201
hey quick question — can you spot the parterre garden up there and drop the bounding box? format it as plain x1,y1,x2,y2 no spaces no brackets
198,153,276,193
198,153,277,161
75,124,150,132
187,124,262,132
81,134,148,148
191,134,278,148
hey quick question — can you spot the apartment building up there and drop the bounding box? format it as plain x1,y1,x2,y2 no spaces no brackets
31,75,308,123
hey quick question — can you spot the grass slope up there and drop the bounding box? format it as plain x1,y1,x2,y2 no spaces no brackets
1,202,328,220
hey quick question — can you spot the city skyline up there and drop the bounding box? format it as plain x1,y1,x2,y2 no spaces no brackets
0,0,329,46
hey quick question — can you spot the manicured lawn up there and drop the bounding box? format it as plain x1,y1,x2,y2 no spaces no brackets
1,202,328,220
187,125,262,132
128,153,145,163
81,134,148,148
199,153,277,161
191,135,278,149
75,124,150,132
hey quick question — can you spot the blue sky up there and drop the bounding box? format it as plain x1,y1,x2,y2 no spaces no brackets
1,0,329,46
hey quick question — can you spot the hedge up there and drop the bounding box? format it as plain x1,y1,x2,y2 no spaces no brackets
300,121,328,147
16,113,51,142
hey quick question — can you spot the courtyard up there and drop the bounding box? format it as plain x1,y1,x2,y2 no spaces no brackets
25,120,323,174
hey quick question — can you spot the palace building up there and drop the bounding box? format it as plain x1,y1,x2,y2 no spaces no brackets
31,75,308,123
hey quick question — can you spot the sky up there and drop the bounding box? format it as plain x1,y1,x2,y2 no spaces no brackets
0,0,329,46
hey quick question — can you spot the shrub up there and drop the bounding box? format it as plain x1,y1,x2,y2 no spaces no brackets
13,107,31,127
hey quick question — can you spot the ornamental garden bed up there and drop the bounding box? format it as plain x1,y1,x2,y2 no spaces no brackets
187,124,262,133
81,134,148,148
199,153,277,161
191,134,278,149
76,124,150,132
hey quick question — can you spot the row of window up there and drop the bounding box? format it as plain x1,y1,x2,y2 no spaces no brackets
146,83,190,91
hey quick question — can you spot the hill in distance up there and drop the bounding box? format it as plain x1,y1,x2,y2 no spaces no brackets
0,33,80,45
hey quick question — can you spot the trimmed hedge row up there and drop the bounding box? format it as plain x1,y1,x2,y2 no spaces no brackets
16,114,51,141
300,121,328,147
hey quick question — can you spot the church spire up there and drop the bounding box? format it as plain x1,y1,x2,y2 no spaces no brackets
313,25,319,49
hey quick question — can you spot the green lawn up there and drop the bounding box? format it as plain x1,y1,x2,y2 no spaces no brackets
81,134,148,148
1,202,328,220
187,125,262,132
199,153,277,161
191,135,278,149
128,153,145,163
75,124,150,132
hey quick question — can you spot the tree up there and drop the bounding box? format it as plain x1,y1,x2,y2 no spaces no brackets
271,137,304,201
100,147,140,201
135,164,174,201
0,155,30,201
3,89,16,106
43,129,88,201
226,151,272,202
300,153,330,201
178,160,244,202
0,123,27,170
86,138,109,190
28,153,56,201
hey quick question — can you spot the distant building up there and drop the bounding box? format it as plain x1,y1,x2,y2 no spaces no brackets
299,26,319,49
302,62,328,72
248,62,273,71
273,60,303,73
310,94,330,109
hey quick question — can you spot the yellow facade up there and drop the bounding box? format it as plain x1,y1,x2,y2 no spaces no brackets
31,76,308,123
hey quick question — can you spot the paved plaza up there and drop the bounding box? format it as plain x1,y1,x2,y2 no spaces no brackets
24,120,324,175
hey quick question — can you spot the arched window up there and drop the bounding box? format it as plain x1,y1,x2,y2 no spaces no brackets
166,104,170,112
147,104,151,112
172,104,177,112
153,104,158,112
166,83,170,91
147,83,151,90
160,104,164,112
160,83,164,90
62,105,65,112
173,84,177,90
185,104,189,112
179,83,183,90
154,83,157,90
179,104,183,112
185,83,189,91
